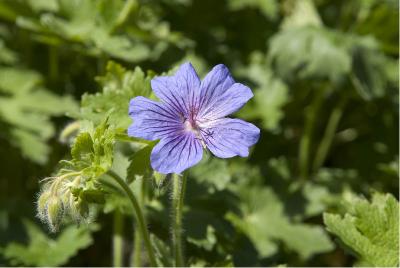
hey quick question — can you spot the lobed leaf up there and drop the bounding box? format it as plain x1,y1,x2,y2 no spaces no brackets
80,61,152,130
226,187,334,259
0,220,96,266
0,67,77,164
323,192,399,267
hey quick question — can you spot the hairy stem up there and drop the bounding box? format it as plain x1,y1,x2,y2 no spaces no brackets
106,170,157,267
172,172,187,267
313,96,348,171
299,88,326,181
112,210,124,267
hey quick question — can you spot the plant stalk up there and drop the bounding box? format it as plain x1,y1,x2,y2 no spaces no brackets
131,177,147,267
172,172,187,267
313,96,348,171
132,226,142,267
107,170,157,267
298,88,326,181
112,210,124,267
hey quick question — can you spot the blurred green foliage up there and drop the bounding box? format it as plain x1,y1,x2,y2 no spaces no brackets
0,220,96,266
0,0,398,267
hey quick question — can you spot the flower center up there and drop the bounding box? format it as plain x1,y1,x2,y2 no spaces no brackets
183,118,208,149
183,118,198,132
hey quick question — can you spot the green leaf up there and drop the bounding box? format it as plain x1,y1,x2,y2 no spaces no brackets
68,119,114,177
127,143,155,183
9,0,184,62
377,157,399,177
1,220,95,266
10,128,50,164
80,61,152,129
0,67,78,164
237,52,289,131
0,67,42,94
91,30,152,62
80,188,106,204
151,234,173,267
92,119,115,170
71,132,93,163
190,155,232,192
350,37,398,99
185,212,218,251
269,25,396,99
226,187,334,259
269,27,351,81
323,192,399,267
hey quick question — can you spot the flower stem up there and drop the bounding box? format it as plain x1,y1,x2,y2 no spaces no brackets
172,172,187,267
112,210,124,267
106,170,157,267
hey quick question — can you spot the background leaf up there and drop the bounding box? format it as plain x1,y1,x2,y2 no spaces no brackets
0,220,96,266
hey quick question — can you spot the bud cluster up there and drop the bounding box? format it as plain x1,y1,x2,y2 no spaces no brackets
36,172,91,232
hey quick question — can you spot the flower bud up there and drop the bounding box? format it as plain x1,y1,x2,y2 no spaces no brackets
37,191,51,221
64,193,89,223
46,196,64,232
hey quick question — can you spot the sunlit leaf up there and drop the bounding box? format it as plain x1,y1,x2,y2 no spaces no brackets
324,192,399,267
80,61,152,129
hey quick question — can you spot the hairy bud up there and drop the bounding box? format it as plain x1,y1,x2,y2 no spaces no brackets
37,172,96,231
36,190,51,221
63,193,88,223
46,195,64,232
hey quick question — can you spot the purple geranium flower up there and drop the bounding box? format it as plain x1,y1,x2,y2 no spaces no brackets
128,63,260,174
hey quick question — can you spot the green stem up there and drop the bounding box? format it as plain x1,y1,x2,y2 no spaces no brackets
133,227,142,267
298,88,326,181
312,96,348,171
132,178,146,267
172,172,187,267
106,170,157,267
113,210,124,267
